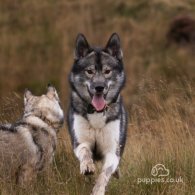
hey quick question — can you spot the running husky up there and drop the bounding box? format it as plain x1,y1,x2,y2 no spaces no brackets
68,33,127,195
0,85,64,185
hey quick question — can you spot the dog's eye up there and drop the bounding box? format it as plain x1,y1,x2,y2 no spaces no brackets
85,69,95,77
104,69,112,75
86,70,93,74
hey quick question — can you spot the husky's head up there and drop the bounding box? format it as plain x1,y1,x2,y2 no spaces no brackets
24,85,64,128
70,33,125,111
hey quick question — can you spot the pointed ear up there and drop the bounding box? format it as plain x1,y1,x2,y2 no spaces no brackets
47,84,59,100
105,33,123,59
74,33,90,59
24,89,33,105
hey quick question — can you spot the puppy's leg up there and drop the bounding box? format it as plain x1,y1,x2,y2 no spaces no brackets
74,143,95,175
16,163,36,186
91,153,119,195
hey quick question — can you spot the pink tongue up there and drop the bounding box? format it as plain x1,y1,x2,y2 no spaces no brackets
92,94,106,111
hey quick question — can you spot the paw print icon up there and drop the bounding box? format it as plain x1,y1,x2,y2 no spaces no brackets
151,164,169,177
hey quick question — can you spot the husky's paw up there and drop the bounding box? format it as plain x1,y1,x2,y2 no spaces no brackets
113,167,121,179
91,184,105,195
80,160,95,175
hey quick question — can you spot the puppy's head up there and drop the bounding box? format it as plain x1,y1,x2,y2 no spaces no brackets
24,85,64,128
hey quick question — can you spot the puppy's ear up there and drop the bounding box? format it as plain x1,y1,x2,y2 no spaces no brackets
74,33,90,59
24,89,33,105
105,33,123,59
47,84,59,100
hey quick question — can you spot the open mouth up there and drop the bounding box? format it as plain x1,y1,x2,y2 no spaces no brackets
91,94,106,111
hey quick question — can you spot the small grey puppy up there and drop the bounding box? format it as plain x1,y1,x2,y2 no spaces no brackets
0,85,64,185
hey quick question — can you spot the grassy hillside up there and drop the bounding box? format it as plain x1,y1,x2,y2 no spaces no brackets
0,0,194,194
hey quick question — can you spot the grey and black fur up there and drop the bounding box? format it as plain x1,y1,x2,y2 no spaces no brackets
0,85,64,185
67,33,127,195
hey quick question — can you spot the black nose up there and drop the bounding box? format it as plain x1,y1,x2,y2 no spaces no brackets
95,86,104,93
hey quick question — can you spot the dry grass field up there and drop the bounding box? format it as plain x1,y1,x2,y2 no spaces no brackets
0,0,194,194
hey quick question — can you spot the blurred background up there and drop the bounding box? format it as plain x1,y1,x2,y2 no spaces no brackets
0,0,194,108
0,0,194,194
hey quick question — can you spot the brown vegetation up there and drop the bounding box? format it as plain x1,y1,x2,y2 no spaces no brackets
0,0,194,194
166,15,195,46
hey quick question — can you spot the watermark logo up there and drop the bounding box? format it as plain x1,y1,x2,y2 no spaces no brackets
151,164,169,177
137,163,183,184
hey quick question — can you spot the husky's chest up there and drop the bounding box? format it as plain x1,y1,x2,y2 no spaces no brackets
73,113,120,154
87,112,106,129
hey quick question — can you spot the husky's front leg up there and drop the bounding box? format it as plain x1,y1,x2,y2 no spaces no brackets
75,143,95,175
92,153,119,195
